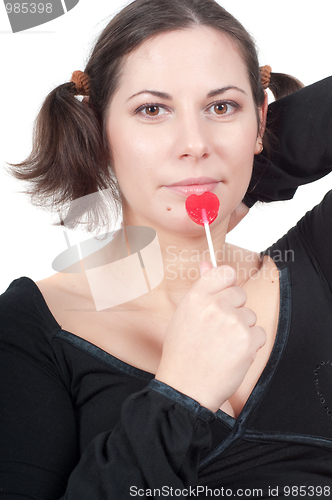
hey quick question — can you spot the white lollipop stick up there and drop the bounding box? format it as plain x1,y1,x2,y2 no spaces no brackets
202,208,217,268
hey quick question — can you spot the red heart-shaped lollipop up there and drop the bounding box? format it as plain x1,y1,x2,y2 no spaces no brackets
185,192,220,226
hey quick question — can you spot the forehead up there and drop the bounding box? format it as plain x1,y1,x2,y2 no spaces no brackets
117,25,250,95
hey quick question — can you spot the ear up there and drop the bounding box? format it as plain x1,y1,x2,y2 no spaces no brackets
254,91,269,154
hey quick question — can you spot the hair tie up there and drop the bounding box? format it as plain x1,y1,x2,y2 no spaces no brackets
70,70,90,96
260,65,272,89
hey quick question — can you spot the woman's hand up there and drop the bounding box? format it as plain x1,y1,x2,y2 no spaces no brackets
155,264,266,413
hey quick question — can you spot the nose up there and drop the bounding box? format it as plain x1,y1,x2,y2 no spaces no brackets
175,112,211,161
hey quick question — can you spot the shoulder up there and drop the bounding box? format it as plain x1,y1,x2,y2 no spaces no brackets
261,190,332,294
0,276,61,355
225,244,264,286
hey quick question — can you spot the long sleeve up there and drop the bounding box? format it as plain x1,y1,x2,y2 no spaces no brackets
295,189,332,293
0,282,215,500
63,381,214,499
244,76,332,207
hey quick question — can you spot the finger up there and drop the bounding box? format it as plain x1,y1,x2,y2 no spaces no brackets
219,286,247,308
198,265,237,294
251,325,267,350
199,261,213,276
240,306,257,327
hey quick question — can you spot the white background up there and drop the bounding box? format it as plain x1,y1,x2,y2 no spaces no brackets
0,0,331,293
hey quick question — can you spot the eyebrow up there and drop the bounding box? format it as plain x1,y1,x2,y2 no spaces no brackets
127,86,247,102
207,86,247,98
127,90,171,101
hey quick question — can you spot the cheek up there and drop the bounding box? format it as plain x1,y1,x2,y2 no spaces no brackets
215,119,257,169
215,120,258,203
109,118,167,166
234,125,258,168
107,128,159,205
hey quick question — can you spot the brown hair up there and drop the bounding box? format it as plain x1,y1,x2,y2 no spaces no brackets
9,0,303,231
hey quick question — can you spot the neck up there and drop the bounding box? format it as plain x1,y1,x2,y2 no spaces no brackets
123,212,262,304
158,224,226,292
157,230,261,303
85,213,263,311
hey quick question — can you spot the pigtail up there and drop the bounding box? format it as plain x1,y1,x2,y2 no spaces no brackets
245,67,305,207
260,66,304,148
268,72,304,100
260,65,304,101
8,80,120,231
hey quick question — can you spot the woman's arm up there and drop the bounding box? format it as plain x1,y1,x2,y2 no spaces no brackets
63,380,214,498
244,76,332,208
295,189,332,293
0,284,214,500
0,260,265,499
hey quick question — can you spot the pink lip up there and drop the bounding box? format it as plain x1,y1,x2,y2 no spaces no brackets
166,177,220,197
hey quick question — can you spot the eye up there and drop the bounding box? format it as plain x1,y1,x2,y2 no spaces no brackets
144,105,161,116
213,103,228,115
206,101,239,116
135,103,169,119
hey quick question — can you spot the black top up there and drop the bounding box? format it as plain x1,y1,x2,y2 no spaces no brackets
1,78,332,499
1,190,332,499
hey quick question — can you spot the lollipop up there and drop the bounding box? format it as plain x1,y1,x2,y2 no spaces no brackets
185,192,220,267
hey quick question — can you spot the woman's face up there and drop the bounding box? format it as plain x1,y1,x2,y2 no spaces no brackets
107,26,265,233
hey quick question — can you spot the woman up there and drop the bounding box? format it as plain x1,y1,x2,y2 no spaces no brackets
1,0,331,497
